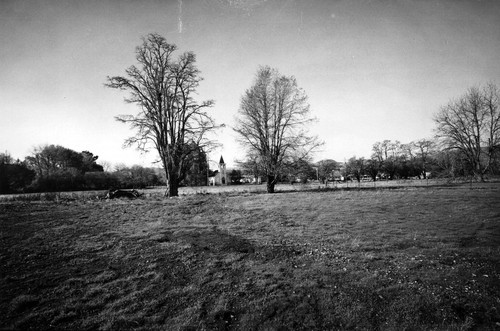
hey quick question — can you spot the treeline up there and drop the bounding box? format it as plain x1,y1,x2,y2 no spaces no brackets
236,157,324,184
235,137,500,184
343,83,500,182
320,137,499,183
0,145,165,194
0,143,211,194
344,139,453,182
337,137,499,183
235,83,500,184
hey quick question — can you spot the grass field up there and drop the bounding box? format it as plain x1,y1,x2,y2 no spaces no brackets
1,183,499,330
0,178,478,202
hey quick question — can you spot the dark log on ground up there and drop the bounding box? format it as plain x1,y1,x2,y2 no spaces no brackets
106,189,142,199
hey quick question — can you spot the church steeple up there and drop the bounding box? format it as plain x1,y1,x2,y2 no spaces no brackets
218,155,227,185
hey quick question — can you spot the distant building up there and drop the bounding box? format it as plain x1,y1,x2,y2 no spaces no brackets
208,156,229,186
241,174,262,184
332,169,343,181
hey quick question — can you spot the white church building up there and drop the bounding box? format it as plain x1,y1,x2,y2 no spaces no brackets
208,156,229,186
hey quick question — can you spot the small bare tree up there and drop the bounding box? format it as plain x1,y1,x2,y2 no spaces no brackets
345,156,365,182
371,140,403,179
410,139,436,179
434,83,500,181
234,66,322,193
106,33,217,196
317,159,338,183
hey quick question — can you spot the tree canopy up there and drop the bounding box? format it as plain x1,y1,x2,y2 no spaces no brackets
25,145,103,178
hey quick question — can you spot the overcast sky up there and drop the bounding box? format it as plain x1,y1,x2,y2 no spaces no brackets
1,0,499,169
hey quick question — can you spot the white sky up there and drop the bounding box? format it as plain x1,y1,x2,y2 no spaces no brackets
1,0,499,169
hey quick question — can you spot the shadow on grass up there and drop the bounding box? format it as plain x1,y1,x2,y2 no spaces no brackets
172,228,256,254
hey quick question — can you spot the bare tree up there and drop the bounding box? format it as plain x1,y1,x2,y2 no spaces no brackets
371,140,403,179
99,160,112,173
106,33,217,196
233,66,322,193
345,156,365,182
410,139,436,179
434,83,500,181
236,152,263,183
365,158,380,181
316,159,338,183
371,140,391,164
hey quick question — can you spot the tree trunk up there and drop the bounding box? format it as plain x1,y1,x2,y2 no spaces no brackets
474,170,485,182
164,166,180,197
266,175,275,193
473,162,485,182
169,177,179,197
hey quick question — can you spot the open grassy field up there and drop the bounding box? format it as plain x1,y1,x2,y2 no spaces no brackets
0,178,477,203
1,183,499,330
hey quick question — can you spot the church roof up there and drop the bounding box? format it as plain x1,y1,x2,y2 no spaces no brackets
219,155,225,164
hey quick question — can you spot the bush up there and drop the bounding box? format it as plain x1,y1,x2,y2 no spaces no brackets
28,171,85,192
0,162,35,194
83,172,120,190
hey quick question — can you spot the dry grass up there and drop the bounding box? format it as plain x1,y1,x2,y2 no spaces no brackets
1,183,499,330
0,178,464,202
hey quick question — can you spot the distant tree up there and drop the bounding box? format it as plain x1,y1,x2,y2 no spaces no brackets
26,145,78,177
82,172,120,190
371,140,405,179
23,145,105,192
345,157,365,182
365,158,380,181
286,158,316,184
386,141,404,179
25,145,103,177
372,140,390,179
434,149,472,178
372,140,391,164
99,160,112,172
399,143,417,178
229,169,243,184
0,152,35,193
129,165,161,188
316,159,338,183
114,163,128,172
182,143,208,186
113,165,162,188
81,151,104,172
434,83,500,181
233,66,322,193
106,33,218,196
0,152,13,165
236,153,264,183
409,139,436,178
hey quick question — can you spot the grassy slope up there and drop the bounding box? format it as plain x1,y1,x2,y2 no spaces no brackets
1,184,499,330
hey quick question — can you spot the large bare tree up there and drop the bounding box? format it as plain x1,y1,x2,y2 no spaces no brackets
106,33,217,196
233,66,321,193
434,83,500,181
